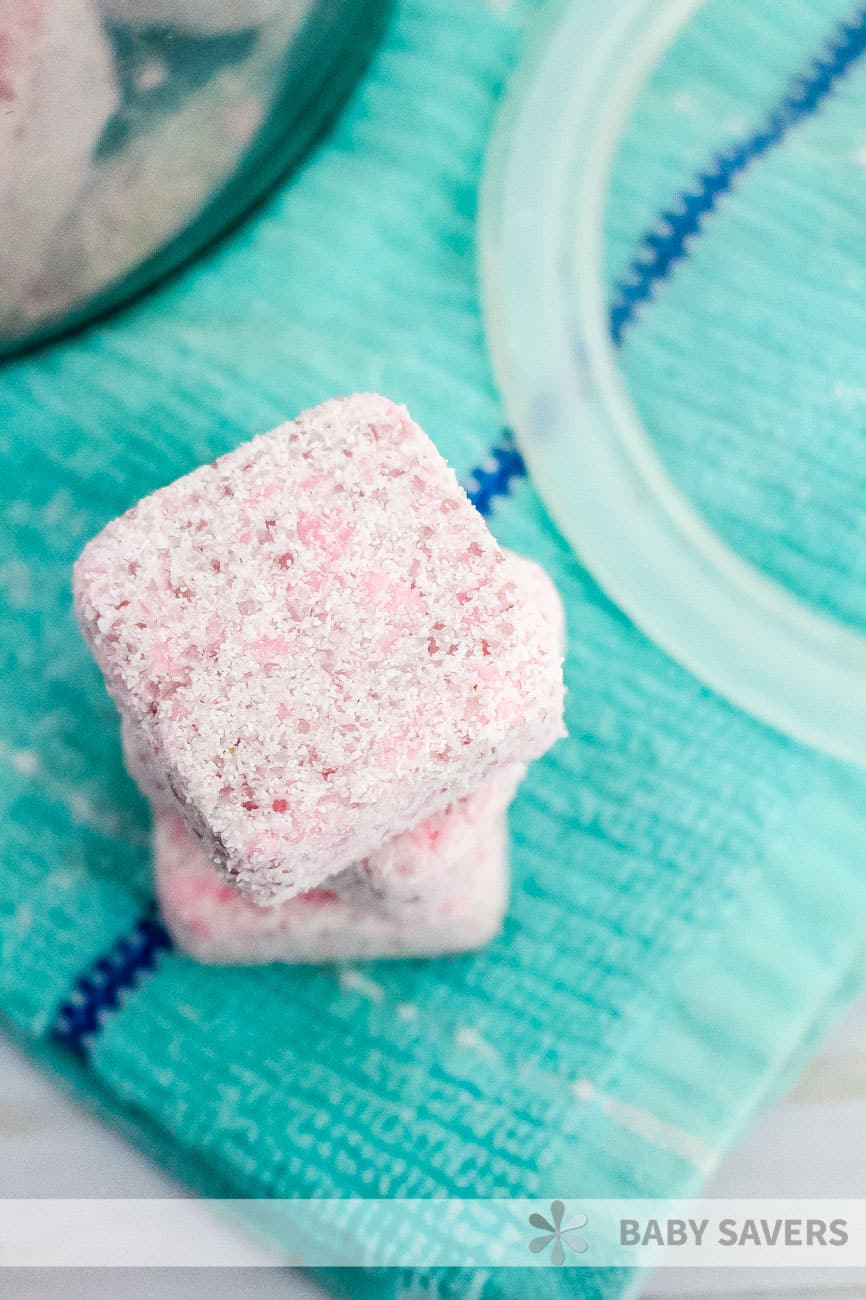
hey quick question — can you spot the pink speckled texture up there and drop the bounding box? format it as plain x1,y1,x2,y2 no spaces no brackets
356,554,564,906
155,810,510,964
126,692,521,915
75,395,564,904
120,549,563,913
508,551,566,663
123,700,519,920
349,765,520,910
118,550,561,821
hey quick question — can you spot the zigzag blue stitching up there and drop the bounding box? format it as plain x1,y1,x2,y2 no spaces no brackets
609,7,866,345
52,906,172,1056
464,429,527,516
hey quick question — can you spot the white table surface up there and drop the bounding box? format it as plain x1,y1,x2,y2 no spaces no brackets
3,997,866,1299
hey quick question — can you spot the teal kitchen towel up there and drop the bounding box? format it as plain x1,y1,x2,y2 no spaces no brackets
3,2,866,1298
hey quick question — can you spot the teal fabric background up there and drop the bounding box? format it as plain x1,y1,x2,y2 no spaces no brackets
3,1,866,1297
606,0,866,631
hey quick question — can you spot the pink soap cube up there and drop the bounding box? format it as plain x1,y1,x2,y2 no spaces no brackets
155,808,510,964
356,553,564,907
118,547,563,841
343,763,521,913
510,551,566,663
75,394,564,903
124,701,521,914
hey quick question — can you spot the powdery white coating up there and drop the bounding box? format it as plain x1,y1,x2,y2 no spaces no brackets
507,551,567,663
344,763,522,911
98,0,307,33
122,707,517,916
118,549,561,904
75,394,565,904
124,701,520,912
355,554,564,905
0,0,118,304
155,810,509,964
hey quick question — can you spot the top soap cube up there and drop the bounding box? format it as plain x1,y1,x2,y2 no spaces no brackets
74,394,564,903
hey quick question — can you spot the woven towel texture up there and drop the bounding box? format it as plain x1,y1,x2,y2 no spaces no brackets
607,0,866,631
2,2,866,1298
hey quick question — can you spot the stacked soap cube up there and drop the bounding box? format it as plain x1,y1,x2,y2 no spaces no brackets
74,395,565,963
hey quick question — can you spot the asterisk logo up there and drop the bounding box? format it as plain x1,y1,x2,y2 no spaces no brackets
528,1201,588,1264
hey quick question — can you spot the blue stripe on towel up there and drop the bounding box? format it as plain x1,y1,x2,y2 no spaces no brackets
609,8,866,344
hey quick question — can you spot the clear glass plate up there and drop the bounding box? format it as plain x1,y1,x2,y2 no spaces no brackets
480,0,866,765
1,0,391,356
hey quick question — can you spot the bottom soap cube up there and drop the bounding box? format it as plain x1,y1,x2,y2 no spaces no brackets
155,809,510,964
